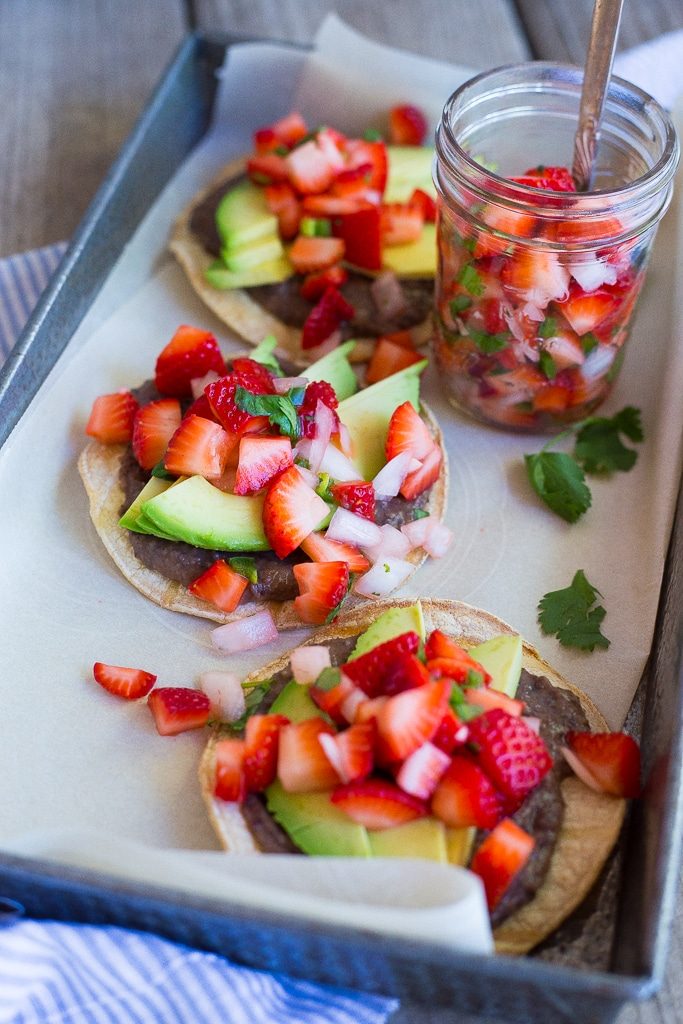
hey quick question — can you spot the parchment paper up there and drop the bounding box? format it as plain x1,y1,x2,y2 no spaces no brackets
1,17,682,934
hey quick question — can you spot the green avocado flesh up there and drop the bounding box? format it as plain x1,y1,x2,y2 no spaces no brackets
469,634,523,698
205,256,293,290
384,146,436,203
348,603,425,660
368,817,447,861
305,340,358,401
118,476,173,535
266,781,372,857
140,475,269,551
338,360,427,480
382,223,436,277
216,180,278,248
269,679,322,723
221,236,284,272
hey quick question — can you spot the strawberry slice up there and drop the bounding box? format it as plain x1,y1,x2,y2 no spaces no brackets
302,195,367,216
376,678,452,761
381,202,424,246
154,325,225,398
164,414,233,479
213,738,247,802
366,339,424,385
556,285,619,336
286,140,336,195
331,778,427,829
396,740,451,799
472,206,537,258
147,687,211,736
301,286,355,350
382,653,431,696
431,754,504,829
386,400,434,463
234,435,293,495
409,188,437,222
330,204,382,271
293,560,350,625
345,139,388,194
342,631,421,697
278,718,341,792
205,361,274,436
400,443,442,500
298,379,339,438
512,165,576,192
300,531,370,574
299,265,349,302
254,112,308,151
310,672,358,724
330,481,376,522
319,721,375,784
85,391,139,444
354,695,389,725
188,559,249,613
331,163,378,201
263,465,330,558
92,662,157,700
468,709,552,805
389,104,428,146
425,633,490,683
470,818,536,911
247,153,289,186
564,731,640,798
243,713,290,793
264,182,302,240
289,236,345,274
132,398,182,470
464,687,525,717
183,393,219,423
431,706,469,753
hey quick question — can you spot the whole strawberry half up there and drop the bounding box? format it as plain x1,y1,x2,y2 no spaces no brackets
467,708,553,806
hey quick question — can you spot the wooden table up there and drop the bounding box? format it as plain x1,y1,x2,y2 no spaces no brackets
2,2,682,1022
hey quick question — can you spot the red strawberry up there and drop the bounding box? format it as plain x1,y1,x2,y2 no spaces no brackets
400,443,442,500
382,653,430,696
344,139,388,193
564,731,640,798
147,687,211,736
154,325,225,398
213,738,247,802
164,414,233,479
310,672,358,725
330,204,383,271
556,286,619,336
262,465,330,558
473,206,536,258
396,740,451,799
376,678,452,761
243,713,290,793
512,165,576,192
188,559,249,613
331,163,378,200
426,629,486,664
264,182,302,240
380,202,424,246
432,706,469,754
300,531,370,574
299,265,349,302
431,754,504,829
319,721,375,784
253,126,280,155
470,818,536,911
286,140,335,195
315,128,347,171
342,631,421,696
501,249,570,308
205,362,273,436
183,393,219,422
389,104,428,146
464,687,525,717
303,195,367,216
354,696,389,725
425,636,490,685
247,153,289,186
255,111,308,150
331,778,427,828
234,435,293,495
365,339,424,385
298,380,339,438
278,718,341,792
301,286,355,350
293,560,350,624
132,398,182,470
409,188,437,222
85,391,139,444
231,358,276,391
468,709,553,805
330,481,376,522
92,662,157,700
385,401,434,463
289,235,345,275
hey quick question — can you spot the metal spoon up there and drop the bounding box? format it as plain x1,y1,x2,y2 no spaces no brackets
571,0,625,191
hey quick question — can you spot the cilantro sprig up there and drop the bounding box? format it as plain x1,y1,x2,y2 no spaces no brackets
524,406,643,523
538,570,609,651
234,386,305,440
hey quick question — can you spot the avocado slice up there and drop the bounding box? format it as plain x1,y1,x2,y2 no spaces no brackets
119,476,173,534
338,360,427,479
266,780,372,857
385,145,436,203
469,634,523,698
348,602,425,661
269,679,323,723
382,223,436,278
368,817,447,861
140,476,269,551
216,180,278,248
205,255,293,290
305,340,358,401
221,236,285,273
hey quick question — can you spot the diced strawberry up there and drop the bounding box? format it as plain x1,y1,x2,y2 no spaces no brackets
432,707,469,754
92,662,157,700
564,731,640,798
354,696,389,725
385,400,434,463
205,360,274,435
409,188,437,222
376,678,452,761
382,653,431,696
231,357,275,391
389,104,428,146
163,414,233,479
293,560,350,624
286,140,336,195
310,672,357,725
319,721,375,784
512,165,576,192
153,325,225,399
464,687,525,717
213,738,247,802
289,235,345,274
243,713,290,793
277,718,341,792
331,163,378,200
254,112,308,151
183,393,219,422
396,741,451,799
501,249,570,309
264,182,302,240
247,153,289,186
532,382,573,414
300,531,370,574
147,687,211,736
431,754,504,829
379,329,416,349
253,127,280,155
188,559,249,613
470,818,536,911
330,480,376,522
552,216,624,244
400,443,442,500
262,465,330,558
331,778,427,829
481,297,508,335
301,286,355,350
473,206,536,258
300,265,349,302
425,632,490,683
556,285,619,336
85,391,139,444
131,398,182,470
381,202,424,246
330,204,383,271
344,139,388,194
297,379,339,438
302,195,367,216
468,709,552,805
365,339,424,385
315,128,347,171
342,631,421,697
234,435,293,495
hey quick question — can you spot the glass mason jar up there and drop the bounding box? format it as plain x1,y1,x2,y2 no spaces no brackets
433,63,679,431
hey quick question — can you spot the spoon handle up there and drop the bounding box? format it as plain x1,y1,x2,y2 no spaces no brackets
572,0,625,191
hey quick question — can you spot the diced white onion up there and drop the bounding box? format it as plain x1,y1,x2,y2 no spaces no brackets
561,745,604,793
363,524,412,562
191,370,221,399
581,344,616,381
273,376,309,394
308,400,337,474
569,257,618,292
197,671,245,722
353,557,414,598
318,733,349,782
371,271,407,319
211,610,279,654
396,741,451,799
319,443,363,482
401,515,437,549
290,645,331,686
327,507,382,547
423,520,453,559
372,451,413,498
521,301,544,322
295,463,319,489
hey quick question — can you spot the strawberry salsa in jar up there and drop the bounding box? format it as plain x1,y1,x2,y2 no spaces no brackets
433,63,679,430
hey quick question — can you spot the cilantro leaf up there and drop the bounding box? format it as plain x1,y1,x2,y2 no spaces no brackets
150,459,176,480
230,680,272,732
457,264,485,296
539,350,557,380
235,387,299,439
412,508,430,520
313,666,341,691
228,556,258,584
524,452,592,523
468,328,509,354
538,570,610,651
450,294,472,316
573,406,643,474
538,317,558,340
581,332,599,356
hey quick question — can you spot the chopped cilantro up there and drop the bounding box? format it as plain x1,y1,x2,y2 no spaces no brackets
449,684,483,721
450,294,472,316
314,666,341,691
538,317,558,339
465,669,485,688
230,680,271,732
300,217,332,238
235,387,299,439
457,264,485,297
228,557,258,584
412,508,430,520
581,332,599,356
468,328,509,354
315,472,334,502
363,127,383,141
538,570,610,651
539,350,557,380
150,460,175,480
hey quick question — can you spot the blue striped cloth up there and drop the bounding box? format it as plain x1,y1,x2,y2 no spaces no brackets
0,245,398,1024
